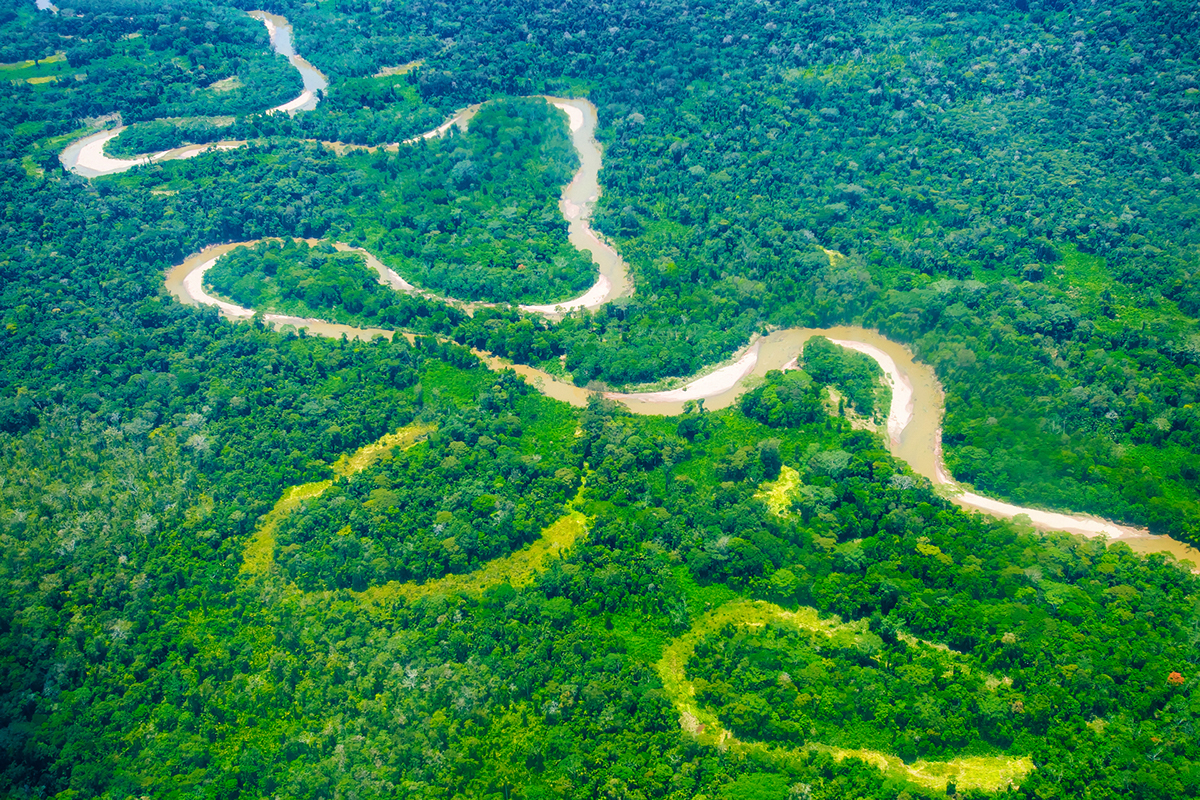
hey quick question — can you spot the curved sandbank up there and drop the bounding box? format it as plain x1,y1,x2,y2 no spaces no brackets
167,232,1200,567
164,97,626,321
60,129,246,178
827,338,915,446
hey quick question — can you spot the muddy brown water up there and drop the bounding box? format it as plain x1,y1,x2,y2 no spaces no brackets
147,93,1197,569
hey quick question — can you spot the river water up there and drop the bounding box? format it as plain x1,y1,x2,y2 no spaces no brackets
247,11,327,113
125,17,1195,568
521,99,632,313
59,9,323,177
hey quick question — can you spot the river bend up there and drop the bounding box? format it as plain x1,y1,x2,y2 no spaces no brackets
60,12,1195,566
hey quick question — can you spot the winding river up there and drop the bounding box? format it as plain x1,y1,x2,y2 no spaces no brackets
67,14,1198,567
59,10,325,177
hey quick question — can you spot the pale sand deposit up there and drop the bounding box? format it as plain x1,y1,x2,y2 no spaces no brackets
828,338,916,445
606,344,760,404
269,90,315,115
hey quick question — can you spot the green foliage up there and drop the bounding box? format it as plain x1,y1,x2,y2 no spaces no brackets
275,370,582,589
1,0,300,148
352,96,594,304
690,623,1008,760
5,0,1200,796
104,117,233,158
740,370,827,429
803,336,890,420
206,238,466,332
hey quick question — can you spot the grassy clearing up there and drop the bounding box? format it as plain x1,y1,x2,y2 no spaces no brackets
0,51,67,82
374,61,423,77
656,599,1035,793
240,422,433,576
331,423,433,478
754,465,800,516
241,405,588,603
240,480,333,576
206,75,242,92
1047,244,1192,334
903,753,1036,793
655,600,852,747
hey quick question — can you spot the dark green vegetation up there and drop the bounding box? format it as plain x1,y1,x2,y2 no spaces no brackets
205,240,377,318
803,336,890,420
103,117,235,159
351,97,594,304
172,99,593,306
4,0,1200,797
125,0,1197,539
739,370,827,431
276,369,582,590
5,340,1200,798
204,239,464,332
691,623,1017,760
105,70,454,158
0,0,298,170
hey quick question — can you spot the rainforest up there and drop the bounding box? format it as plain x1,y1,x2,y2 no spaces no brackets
2,0,1200,798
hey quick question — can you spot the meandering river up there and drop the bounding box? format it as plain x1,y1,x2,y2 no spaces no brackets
59,9,324,177
67,12,1197,566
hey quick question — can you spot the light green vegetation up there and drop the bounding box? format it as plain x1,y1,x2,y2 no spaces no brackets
754,465,801,517
239,402,588,603
1047,244,1196,335
373,61,422,77
19,123,96,176
357,508,588,603
0,51,66,82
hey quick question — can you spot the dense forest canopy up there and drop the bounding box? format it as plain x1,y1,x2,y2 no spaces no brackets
2,0,1200,797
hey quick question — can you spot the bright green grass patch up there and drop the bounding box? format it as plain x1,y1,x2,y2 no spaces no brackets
674,564,739,612
656,600,850,747
1049,244,1192,334
240,480,333,577
20,124,98,176
0,51,66,81
374,61,423,77
755,465,800,517
14,120,46,137
240,387,587,601
33,125,95,155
